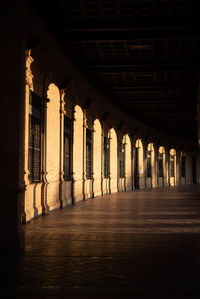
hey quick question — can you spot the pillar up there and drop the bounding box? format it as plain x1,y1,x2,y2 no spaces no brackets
73,105,84,202
93,119,102,197
153,144,158,188
176,149,181,186
125,135,132,191
165,147,170,186
109,128,118,193
0,3,26,252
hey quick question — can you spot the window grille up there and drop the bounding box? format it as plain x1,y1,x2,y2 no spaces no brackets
104,136,110,178
181,156,186,177
119,142,125,178
158,152,164,177
147,150,152,177
86,129,92,179
63,116,72,180
28,91,42,182
170,154,175,177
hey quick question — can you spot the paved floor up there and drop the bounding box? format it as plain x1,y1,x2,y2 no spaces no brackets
3,185,200,298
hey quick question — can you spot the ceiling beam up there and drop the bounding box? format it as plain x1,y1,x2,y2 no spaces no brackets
60,17,200,32
134,109,195,114
118,103,196,108
103,84,197,91
87,63,200,73
116,98,197,104
63,27,200,42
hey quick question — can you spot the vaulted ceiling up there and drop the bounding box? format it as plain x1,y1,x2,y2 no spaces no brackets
31,0,200,141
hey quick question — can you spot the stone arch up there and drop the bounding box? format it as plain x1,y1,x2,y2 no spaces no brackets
125,134,132,191
158,146,166,187
146,143,155,188
93,118,102,197
169,148,177,186
73,104,84,202
109,128,118,193
118,134,126,192
102,126,110,195
134,139,144,189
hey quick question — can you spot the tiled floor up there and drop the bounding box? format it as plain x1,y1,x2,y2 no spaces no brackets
4,185,200,298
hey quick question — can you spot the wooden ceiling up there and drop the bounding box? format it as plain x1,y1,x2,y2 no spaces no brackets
31,0,200,141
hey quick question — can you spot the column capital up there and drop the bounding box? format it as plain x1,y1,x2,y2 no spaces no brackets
25,50,34,88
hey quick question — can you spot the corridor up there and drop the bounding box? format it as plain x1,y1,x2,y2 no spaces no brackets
7,186,200,298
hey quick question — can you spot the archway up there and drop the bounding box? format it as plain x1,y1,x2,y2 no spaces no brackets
102,130,110,195
118,135,126,192
134,139,144,189
109,128,118,193
169,148,176,186
73,105,84,202
93,119,102,196
180,151,186,185
146,143,155,188
158,146,165,187
125,134,132,191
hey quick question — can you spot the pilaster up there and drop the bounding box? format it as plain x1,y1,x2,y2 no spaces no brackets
165,146,170,186
41,82,50,215
21,50,34,223
143,142,148,189
153,143,158,188
59,89,65,208
176,149,181,186
82,109,87,200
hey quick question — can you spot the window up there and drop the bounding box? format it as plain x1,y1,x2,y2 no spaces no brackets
28,91,42,182
181,156,186,177
63,116,72,180
147,150,151,177
170,154,175,177
119,142,125,178
86,128,92,179
104,136,110,178
158,152,163,177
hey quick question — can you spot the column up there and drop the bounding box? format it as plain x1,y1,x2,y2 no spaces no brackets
176,149,181,186
72,105,84,203
0,5,26,252
41,85,50,215
82,109,87,200
143,142,148,188
59,89,65,207
93,120,102,197
153,143,158,188
164,146,170,186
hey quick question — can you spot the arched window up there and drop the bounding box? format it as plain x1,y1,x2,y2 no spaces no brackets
147,150,152,177
158,146,165,178
134,139,144,189
147,143,154,178
104,136,110,178
86,128,92,179
170,153,175,177
119,141,125,178
63,116,72,180
28,91,42,182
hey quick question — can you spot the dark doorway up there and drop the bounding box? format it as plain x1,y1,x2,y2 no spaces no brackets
192,157,197,184
134,147,139,189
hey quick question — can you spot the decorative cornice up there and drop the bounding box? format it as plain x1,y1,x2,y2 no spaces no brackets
25,50,34,88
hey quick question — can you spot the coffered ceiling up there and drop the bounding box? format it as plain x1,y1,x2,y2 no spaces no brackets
30,0,200,141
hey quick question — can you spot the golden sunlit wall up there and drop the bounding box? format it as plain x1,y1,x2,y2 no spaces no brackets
22,51,198,223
